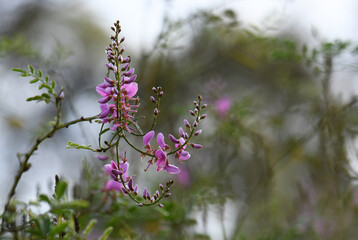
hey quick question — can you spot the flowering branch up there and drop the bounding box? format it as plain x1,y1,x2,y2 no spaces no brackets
96,20,207,208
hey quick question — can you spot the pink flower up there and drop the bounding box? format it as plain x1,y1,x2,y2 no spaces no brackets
105,180,123,191
215,96,232,116
143,131,155,146
177,166,191,187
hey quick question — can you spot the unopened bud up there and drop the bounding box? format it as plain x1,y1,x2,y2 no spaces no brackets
159,184,164,190
189,110,195,116
128,178,134,191
159,91,164,97
152,87,157,93
202,104,207,108
165,193,172,198
150,96,156,103
120,46,125,54
158,203,164,208
198,94,203,101
184,119,190,128
137,203,143,207
118,55,123,63
200,114,207,119
191,143,202,149
193,121,198,127
120,37,125,43
169,134,180,143
194,129,202,136
121,63,129,71
122,187,128,194
154,108,159,115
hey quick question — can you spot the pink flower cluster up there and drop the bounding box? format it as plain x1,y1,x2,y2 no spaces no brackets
141,125,202,174
96,25,139,132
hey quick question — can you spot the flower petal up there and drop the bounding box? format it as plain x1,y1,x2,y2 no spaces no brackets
157,133,166,149
164,164,180,174
143,130,155,145
105,180,123,191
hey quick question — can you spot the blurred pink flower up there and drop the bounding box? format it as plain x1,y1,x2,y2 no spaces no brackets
215,96,232,116
177,166,191,187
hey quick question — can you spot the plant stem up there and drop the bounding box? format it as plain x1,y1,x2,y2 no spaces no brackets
0,114,98,233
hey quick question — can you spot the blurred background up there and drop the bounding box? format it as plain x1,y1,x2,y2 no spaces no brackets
1,0,358,239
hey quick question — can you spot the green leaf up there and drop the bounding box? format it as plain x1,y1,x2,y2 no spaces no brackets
39,84,51,91
55,200,89,210
99,226,113,240
55,180,67,200
12,68,26,73
51,80,55,89
38,70,42,78
26,96,43,102
99,128,110,135
48,222,68,238
29,78,39,84
28,65,34,74
66,142,95,151
38,194,52,204
83,219,97,237
41,93,51,99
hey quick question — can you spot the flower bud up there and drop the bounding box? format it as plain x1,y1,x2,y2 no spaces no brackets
122,187,128,194
120,36,125,43
154,108,159,115
179,127,185,138
152,87,157,92
97,155,108,161
118,55,123,63
128,178,134,191
121,63,129,71
124,68,134,76
120,46,125,54
158,203,164,208
184,133,189,139
165,193,172,198
123,57,130,63
189,110,195,116
200,114,207,119
194,129,202,136
202,104,207,108
198,94,202,101
184,119,190,128
143,188,148,200
150,96,156,103
193,121,198,127
169,134,180,144
159,184,164,190
137,203,143,207
191,143,202,149
159,91,164,97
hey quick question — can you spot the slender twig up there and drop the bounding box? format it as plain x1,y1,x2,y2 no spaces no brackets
0,114,98,232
